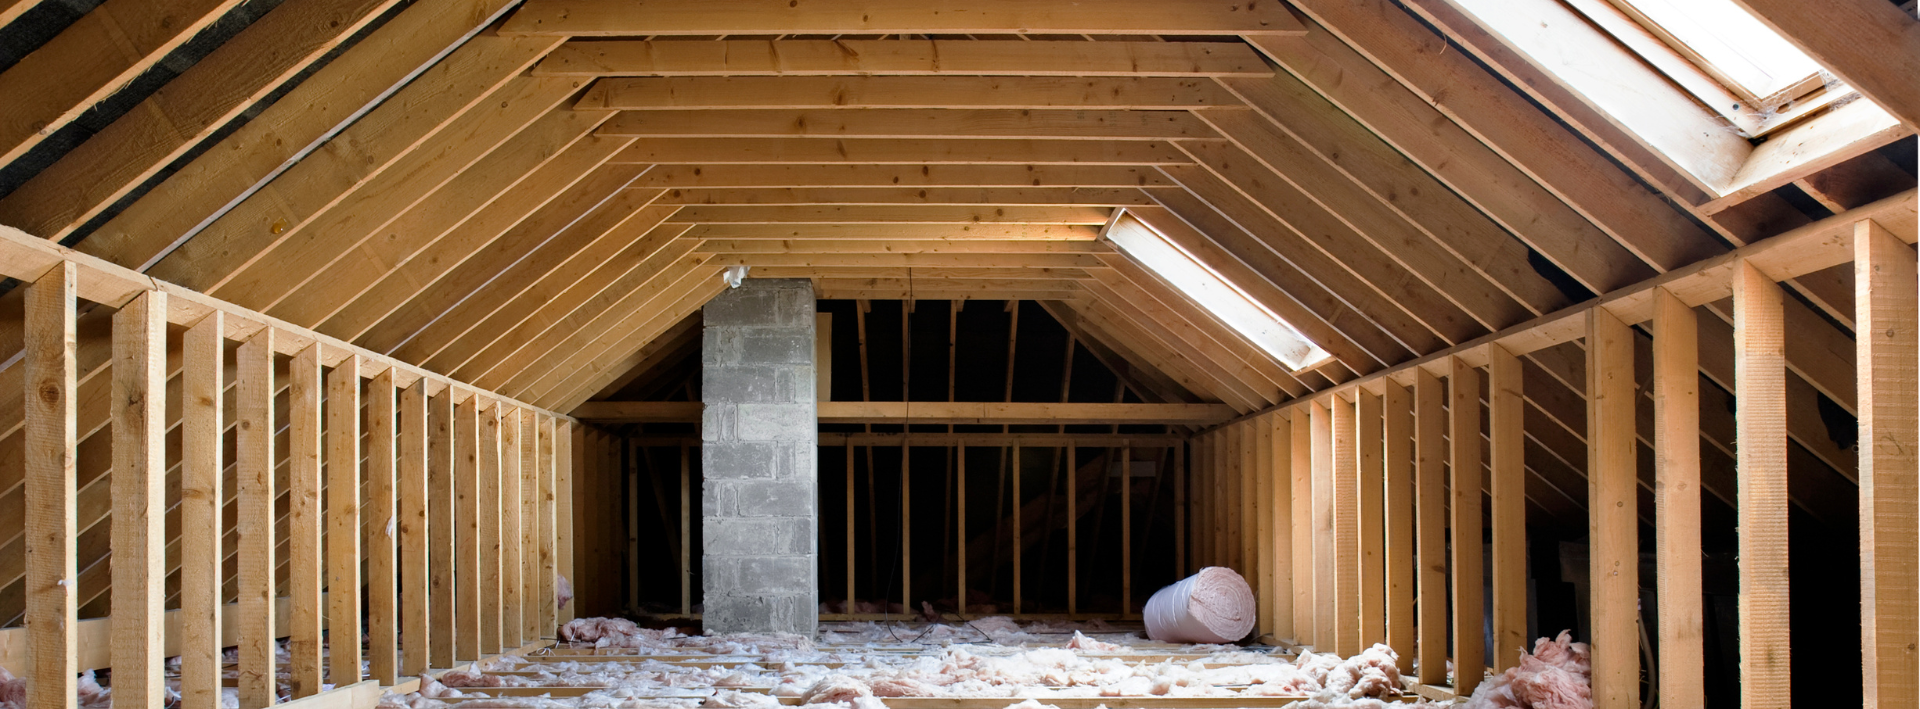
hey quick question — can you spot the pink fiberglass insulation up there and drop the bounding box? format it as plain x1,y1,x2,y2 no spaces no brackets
557,574,574,610
1142,567,1256,644
1462,630,1593,709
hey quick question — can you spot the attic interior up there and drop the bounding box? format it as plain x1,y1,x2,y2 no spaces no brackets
0,0,1917,707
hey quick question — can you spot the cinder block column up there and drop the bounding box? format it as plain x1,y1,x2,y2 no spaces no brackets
701,278,818,635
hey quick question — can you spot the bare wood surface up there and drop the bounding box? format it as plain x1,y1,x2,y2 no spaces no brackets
501,1,1306,36
1447,357,1484,695
237,330,277,707
1733,262,1790,706
1330,398,1359,656
368,370,399,683
1651,288,1704,709
1355,392,1384,647
1588,306,1638,709
181,311,224,708
1487,344,1525,672
400,382,431,675
1854,220,1918,707
327,355,364,683
479,405,503,653
110,290,166,706
1309,402,1333,649
1290,413,1311,644
430,391,457,665
1413,369,1446,686
1382,381,1415,674
456,397,482,659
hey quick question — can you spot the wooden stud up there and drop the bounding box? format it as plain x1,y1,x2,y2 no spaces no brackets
455,396,482,660
1122,443,1132,617
289,344,324,697
1014,444,1024,613
430,390,457,666
846,440,857,614
1413,368,1447,686
1254,420,1274,636
680,443,691,616
1331,397,1360,656
1268,415,1293,641
327,355,364,683
1173,441,1185,579
237,329,277,708
521,410,540,641
1588,307,1638,709
1449,356,1485,695
110,289,166,706
368,369,398,683
1290,411,1312,645
1356,391,1385,647
903,440,914,615
1853,219,1918,707
558,422,576,624
1383,381,1415,674
399,381,430,676
477,399,502,653
1310,401,1334,649
1487,344,1526,673
539,415,557,637
1652,287,1705,709
958,445,968,617
1067,442,1078,619
624,439,638,615
17,264,77,705
181,310,223,709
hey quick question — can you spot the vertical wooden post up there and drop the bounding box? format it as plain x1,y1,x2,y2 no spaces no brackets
478,402,502,654
289,344,324,697
1589,306,1639,709
399,381,431,675
1356,390,1385,647
1414,367,1446,686
1193,435,1207,569
1014,444,1024,613
110,289,166,707
1855,220,1919,708
499,409,521,646
1734,261,1790,707
561,422,578,624
429,389,456,665
1268,414,1292,641
24,262,75,709
1290,411,1312,644
958,444,968,617
1121,442,1132,617
1488,344,1526,672
181,310,224,708
1383,380,1415,674
1450,356,1485,695
455,395,481,660
367,369,398,683
847,440,857,614
1067,442,1077,618
1254,421,1274,636
1310,401,1334,649
1240,424,1257,606
1173,440,1185,579
538,415,557,637
237,328,278,707
520,409,539,642
1332,396,1360,656
903,440,914,615
327,355,364,683
1652,287,1704,709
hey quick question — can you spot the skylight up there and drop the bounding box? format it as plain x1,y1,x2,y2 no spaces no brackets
1608,0,1824,104
1104,212,1331,371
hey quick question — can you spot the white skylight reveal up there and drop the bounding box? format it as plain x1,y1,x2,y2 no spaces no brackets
1607,0,1824,106
1104,212,1330,371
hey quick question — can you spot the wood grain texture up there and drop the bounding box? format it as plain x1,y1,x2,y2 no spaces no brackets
288,345,324,697
1310,402,1334,650
521,410,540,641
1290,412,1312,645
1487,344,1526,672
1448,356,1484,695
1651,287,1704,709
24,262,76,709
1413,368,1447,686
399,382,430,675
1382,381,1415,674
110,290,166,706
1733,262,1789,707
1854,220,1918,707
1588,306,1640,709
1355,391,1385,647
180,311,224,709
455,396,482,659
501,0,1306,36
558,422,575,624
236,329,277,708
430,390,456,665
500,408,523,650
1330,398,1360,656
479,405,504,653
538,415,557,637
366,370,399,684
327,355,363,684
1267,415,1292,641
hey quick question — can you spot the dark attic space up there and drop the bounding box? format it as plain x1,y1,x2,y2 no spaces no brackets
0,1,1914,709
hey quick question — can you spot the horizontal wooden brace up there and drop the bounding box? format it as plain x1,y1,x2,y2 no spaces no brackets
626,433,1189,447
579,76,1245,110
692,239,1113,254
597,109,1219,140
575,401,1230,425
533,40,1275,78
658,188,1156,206
609,138,1192,165
501,3,1306,37
683,225,1104,241
633,165,1179,188
665,205,1115,224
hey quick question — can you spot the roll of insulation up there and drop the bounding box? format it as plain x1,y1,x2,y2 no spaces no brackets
1142,566,1257,644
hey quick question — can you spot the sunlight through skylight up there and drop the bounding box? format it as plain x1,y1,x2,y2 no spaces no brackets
1613,0,1824,102
1105,212,1331,371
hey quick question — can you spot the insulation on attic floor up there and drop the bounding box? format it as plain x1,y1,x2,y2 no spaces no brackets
374,617,1457,709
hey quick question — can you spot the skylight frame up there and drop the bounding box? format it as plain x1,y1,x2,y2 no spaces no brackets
1602,0,1825,108
1102,211,1331,372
